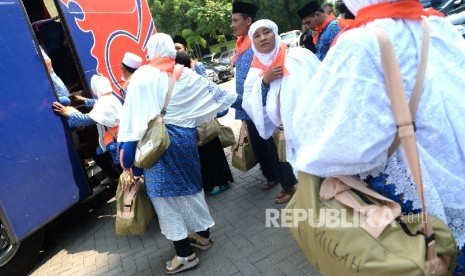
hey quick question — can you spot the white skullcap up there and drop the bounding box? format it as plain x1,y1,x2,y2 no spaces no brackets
122,52,142,70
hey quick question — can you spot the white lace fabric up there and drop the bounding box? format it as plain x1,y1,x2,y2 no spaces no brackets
150,192,215,241
292,17,465,249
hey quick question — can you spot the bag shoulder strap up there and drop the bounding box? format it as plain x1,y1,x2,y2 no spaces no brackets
160,64,184,117
373,20,437,259
387,19,430,156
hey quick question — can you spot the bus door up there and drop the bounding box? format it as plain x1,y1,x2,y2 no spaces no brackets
0,0,90,243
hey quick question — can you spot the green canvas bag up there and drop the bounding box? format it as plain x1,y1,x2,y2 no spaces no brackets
115,177,155,235
287,173,456,276
272,125,286,163
218,121,236,148
197,119,220,146
232,121,258,172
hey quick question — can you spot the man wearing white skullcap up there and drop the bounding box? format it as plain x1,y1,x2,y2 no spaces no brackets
121,52,143,95
292,0,465,274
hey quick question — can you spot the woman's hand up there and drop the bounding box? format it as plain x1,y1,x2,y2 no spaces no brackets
119,169,134,190
52,102,80,117
262,66,283,86
69,94,87,104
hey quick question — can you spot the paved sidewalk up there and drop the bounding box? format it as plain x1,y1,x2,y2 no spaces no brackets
29,79,320,276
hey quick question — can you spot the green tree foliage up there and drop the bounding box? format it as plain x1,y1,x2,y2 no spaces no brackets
187,0,232,37
253,0,319,32
147,0,322,47
186,0,232,52
181,28,207,58
147,0,197,36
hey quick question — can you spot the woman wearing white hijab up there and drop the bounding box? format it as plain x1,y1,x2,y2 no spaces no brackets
118,33,237,274
242,19,320,204
292,0,465,273
52,75,123,166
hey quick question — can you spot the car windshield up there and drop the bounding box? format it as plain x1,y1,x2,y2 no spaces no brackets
202,53,220,62
280,33,297,40
220,50,235,59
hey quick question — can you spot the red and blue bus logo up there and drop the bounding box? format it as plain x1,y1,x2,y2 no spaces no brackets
59,0,155,92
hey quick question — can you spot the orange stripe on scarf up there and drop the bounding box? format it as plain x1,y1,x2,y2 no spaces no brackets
251,43,289,77
150,57,175,74
231,35,252,64
338,18,354,29
332,0,443,46
313,14,336,45
346,0,443,30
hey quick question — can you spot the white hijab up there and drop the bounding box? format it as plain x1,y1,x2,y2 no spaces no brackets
242,19,320,166
87,75,122,127
86,75,123,151
118,33,237,142
248,20,281,68
147,33,176,60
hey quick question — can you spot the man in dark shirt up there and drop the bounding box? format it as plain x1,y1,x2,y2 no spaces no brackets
298,1,341,60
299,23,317,53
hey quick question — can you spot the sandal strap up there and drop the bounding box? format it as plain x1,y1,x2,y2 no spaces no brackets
166,254,196,271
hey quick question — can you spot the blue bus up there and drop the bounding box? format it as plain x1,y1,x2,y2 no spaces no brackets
0,0,154,274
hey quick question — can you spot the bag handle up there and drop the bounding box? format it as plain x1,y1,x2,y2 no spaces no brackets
387,19,429,156
320,175,402,238
373,19,438,261
236,121,248,158
160,64,184,117
121,171,142,214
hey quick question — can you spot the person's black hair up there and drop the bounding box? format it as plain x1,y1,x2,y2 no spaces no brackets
336,2,355,19
173,35,188,48
233,1,258,21
297,1,323,20
121,63,137,74
175,52,192,69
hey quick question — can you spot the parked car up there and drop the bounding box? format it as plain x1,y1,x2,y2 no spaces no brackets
205,68,220,83
280,30,302,47
217,49,236,65
201,59,234,83
202,53,220,62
